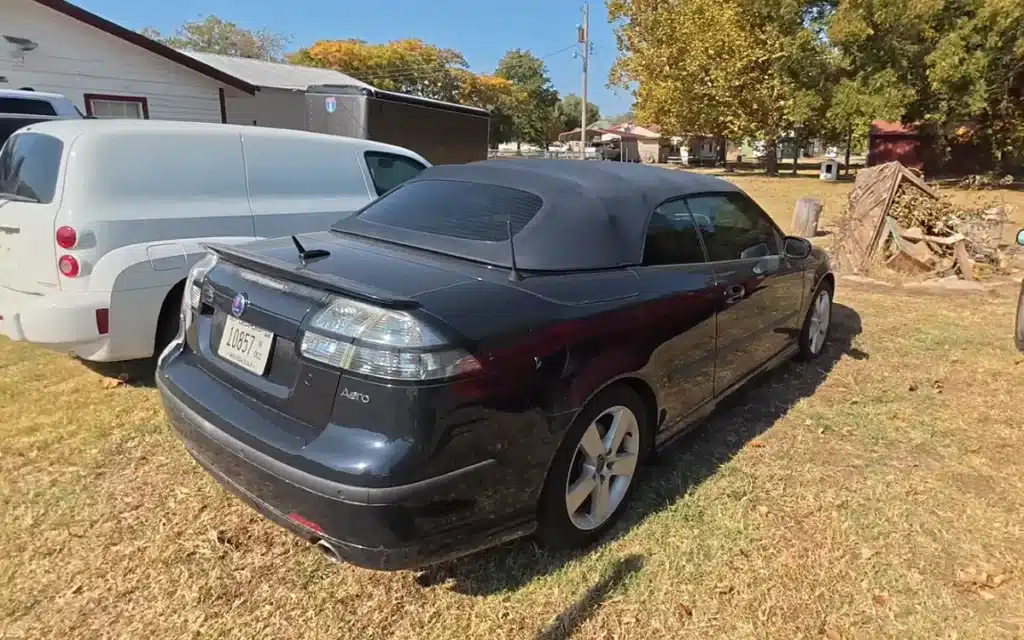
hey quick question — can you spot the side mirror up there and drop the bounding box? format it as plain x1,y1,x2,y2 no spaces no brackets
1017,228,1024,246
784,235,812,259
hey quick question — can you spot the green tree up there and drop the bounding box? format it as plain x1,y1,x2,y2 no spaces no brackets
494,49,560,147
555,94,600,133
827,0,1024,168
140,16,290,61
609,0,834,174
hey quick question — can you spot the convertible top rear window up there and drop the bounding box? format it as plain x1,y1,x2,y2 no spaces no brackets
352,179,543,242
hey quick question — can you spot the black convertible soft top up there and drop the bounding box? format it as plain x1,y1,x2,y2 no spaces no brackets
333,158,742,272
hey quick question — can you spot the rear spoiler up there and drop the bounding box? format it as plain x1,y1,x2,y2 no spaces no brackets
204,243,421,310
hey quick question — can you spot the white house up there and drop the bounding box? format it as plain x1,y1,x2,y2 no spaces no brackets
0,0,371,127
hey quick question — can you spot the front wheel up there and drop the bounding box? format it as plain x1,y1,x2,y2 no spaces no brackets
798,282,833,360
536,385,650,550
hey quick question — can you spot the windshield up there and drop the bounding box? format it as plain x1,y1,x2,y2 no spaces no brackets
0,131,64,204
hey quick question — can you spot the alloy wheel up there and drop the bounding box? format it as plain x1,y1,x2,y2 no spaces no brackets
807,289,831,355
564,405,640,531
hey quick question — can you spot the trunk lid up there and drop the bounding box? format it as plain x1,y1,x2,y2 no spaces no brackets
0,128,65,294
192,232,475,429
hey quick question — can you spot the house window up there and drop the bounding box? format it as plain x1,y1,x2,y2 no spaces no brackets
83,94,149,119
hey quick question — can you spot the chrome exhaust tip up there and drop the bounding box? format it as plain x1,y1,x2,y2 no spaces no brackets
315,539,343,564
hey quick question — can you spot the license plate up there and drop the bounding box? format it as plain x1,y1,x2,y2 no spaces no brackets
217,316,274,375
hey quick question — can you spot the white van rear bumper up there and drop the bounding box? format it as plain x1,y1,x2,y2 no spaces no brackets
0,286,110,351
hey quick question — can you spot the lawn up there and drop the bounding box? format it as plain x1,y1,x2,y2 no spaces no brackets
2,175,1024,639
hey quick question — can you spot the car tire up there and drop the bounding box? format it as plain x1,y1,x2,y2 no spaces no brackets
535,384,650,551
797,280,833,361
154,283,184,359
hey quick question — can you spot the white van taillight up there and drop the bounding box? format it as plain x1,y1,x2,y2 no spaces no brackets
56,226,78,249
58,255,80,277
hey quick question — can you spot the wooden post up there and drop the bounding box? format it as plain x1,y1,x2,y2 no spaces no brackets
952,239,975,281
791,198,823,238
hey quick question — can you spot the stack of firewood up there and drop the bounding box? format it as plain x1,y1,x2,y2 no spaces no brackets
876,184,1011,280
832,161,1015,282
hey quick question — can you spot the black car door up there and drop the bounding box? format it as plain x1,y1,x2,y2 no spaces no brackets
685,192,805,395
632,198,719,444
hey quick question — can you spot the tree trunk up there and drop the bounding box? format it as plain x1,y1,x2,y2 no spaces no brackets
765,139,778,176
715,135,727,167
792,138,800,175
844,129,852,176
791,198,823,238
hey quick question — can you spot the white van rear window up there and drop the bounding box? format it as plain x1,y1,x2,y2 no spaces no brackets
0,132,63,204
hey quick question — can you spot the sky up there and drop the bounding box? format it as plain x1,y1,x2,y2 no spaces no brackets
75,0,636,117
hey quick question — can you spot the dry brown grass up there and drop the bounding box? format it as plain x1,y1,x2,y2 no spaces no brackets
3,176,1024,639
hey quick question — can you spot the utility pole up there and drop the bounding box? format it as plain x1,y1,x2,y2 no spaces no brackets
578,3,590,160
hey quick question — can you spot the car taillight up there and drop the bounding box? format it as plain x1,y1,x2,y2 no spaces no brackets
299,296,481,381
58,255,79,277
182,253,218,332
55,225,77,249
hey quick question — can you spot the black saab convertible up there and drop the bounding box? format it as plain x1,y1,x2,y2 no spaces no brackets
157,159,835,571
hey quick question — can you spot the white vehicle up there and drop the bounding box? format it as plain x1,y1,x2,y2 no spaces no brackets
0,119,429,363
0,89,83,118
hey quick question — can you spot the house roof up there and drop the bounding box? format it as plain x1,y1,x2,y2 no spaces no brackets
870,120,923,137
603,123,661,140
178,51,373,91
30,0,257,94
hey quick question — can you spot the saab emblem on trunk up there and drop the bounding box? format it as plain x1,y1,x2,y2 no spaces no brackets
231,293,248,317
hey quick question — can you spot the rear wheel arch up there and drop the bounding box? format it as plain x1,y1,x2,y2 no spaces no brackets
154,279,185,356
539,376,659,490
818,272,835,295
616,376,660,448
534,380,653,547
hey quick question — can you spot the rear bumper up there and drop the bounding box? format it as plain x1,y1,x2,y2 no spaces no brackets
157,366,536,571
0,286,108,348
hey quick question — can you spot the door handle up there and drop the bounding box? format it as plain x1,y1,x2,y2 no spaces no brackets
724,284,745,304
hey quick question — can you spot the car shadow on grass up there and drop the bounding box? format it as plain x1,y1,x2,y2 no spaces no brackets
79,356,158,388
420,302,865,596
531,553,646,640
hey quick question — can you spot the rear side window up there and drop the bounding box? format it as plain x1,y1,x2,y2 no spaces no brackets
364,151,426,196
0,132,63,204
0,98,57,116
354,179,542,241
643,199,707,266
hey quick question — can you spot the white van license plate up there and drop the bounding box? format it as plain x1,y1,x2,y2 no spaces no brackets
218,316,274,375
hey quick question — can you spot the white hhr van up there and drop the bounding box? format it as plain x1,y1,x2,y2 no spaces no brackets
0,119,429,363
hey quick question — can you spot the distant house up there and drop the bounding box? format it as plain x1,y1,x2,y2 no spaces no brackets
558,121,670,163
1,0,377,128
867,121,928,170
